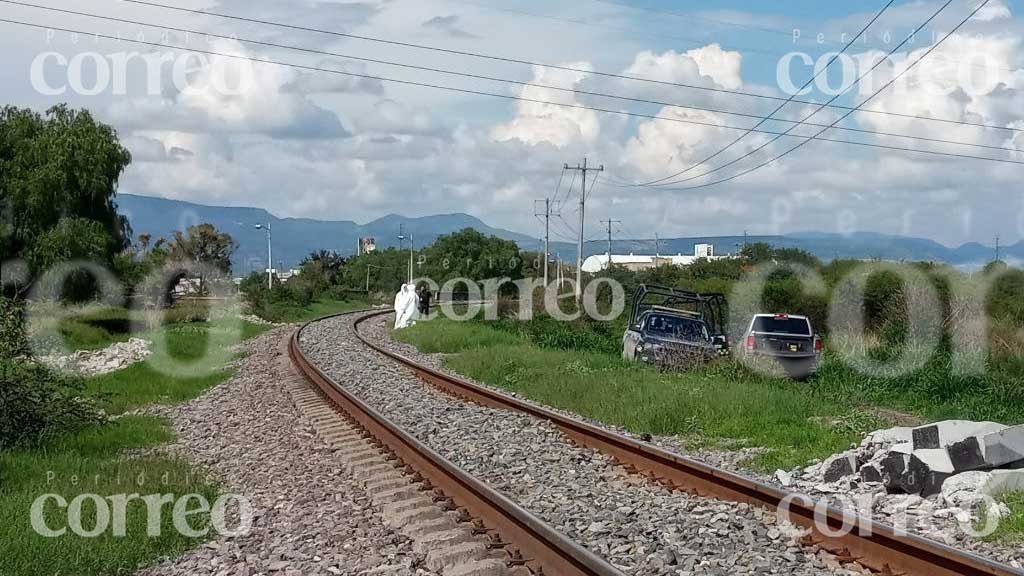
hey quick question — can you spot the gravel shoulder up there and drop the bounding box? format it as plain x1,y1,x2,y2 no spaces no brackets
362,314,1024,570
301,314,873,575
137,326,418,576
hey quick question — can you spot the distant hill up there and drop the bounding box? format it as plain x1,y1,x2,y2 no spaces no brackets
116,194,537,274
116,194,1016,273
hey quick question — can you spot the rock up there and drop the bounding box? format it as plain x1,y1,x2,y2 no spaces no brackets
941,471,993,509
862,426,913,447
822,452,857,483
912,420,1007,450
774,469,794,487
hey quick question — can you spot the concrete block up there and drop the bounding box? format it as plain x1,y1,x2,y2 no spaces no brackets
947,437,987,472
912,420,1007,450
985,469,1024,497
982,425,1024,468
822,452,857,483
862,426,914,447
860,463,883,484
880,451,911,492
902,449,955,496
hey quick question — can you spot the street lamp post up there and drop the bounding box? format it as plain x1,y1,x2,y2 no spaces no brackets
365,264,380,293
255,223,272,289
397,226,413,284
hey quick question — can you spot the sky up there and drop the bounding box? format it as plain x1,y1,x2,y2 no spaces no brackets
1,0,1022,247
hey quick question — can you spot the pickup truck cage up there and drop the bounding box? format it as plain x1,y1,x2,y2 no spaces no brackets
629,284,728,338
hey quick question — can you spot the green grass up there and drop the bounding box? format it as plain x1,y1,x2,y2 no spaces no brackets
983,492,1024,544
0,416,221,576
85,315,268,415
396,318,864,470
58,307,135,350
2,307,270,576
254,297,370,324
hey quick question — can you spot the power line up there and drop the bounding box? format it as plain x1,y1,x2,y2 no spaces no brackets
632,0,896,187
3,15,1020,169
585,0,1014,73
645,0,957,188
645,0,1001,192
9,0,1016,158
117,0,1022,134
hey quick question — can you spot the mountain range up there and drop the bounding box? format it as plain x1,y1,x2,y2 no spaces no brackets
116,194,1020,273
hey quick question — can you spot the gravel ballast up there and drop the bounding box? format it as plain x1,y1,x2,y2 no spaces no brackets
355,314,1024,570
300,314,875,575
139,326,419,576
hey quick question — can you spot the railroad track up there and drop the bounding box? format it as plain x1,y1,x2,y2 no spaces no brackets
289,309,1024,576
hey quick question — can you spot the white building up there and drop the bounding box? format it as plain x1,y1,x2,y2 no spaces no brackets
581,244,730,273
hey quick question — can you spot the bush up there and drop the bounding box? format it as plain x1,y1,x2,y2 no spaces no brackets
0,360,105,449
0,296,29,360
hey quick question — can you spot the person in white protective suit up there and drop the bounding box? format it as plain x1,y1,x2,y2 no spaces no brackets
393,284,406,329
394,283,420,329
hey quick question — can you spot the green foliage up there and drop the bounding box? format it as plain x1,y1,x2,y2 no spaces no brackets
26,217,118,302
0,416,221,576
419,228,524,288
0,105,132,279
0,359,105,450
981,492,1024,544
0,296,29,359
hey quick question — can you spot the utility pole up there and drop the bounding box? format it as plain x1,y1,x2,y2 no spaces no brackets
564,158,603,301
535,198,551,286
365,264,379,293
398,224,413,284
600,219,621,270
995,234,1001,262
655,233,661,257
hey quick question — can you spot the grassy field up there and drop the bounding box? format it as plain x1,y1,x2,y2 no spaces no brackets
395,317,864,471
395,316,1023,472
248,296,372,324
2,306,267,576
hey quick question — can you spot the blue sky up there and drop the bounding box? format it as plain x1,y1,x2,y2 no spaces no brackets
1,0,1022,246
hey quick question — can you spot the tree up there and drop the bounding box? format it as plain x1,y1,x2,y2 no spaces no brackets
420,228,523,287
1,105,132,285
27,217,117,302
167,223,237,294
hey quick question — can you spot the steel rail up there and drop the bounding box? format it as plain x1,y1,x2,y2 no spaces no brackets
350,309,1024,576
290,312,625,576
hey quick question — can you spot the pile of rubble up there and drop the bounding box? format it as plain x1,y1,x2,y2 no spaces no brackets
777,420,1024,523
40,337,151,376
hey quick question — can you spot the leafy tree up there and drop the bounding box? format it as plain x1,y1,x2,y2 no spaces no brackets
740,242,773,263
27,217,117,302
420,228,523,287
1,105,132,286
167,223,237,294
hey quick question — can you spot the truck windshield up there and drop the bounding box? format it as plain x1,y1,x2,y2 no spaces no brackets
646,315,709,341
752,316,811,335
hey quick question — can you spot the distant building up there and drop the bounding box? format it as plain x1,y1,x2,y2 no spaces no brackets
358,237,377,255
581,244,731,273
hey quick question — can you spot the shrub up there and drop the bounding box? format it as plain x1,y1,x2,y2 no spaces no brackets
0,296,29,360
0,359,105,449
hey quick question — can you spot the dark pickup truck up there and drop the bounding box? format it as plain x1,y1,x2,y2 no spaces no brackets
741,313,822,378
622,285,730,369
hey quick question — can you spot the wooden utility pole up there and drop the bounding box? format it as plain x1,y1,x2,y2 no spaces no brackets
564,158,603,301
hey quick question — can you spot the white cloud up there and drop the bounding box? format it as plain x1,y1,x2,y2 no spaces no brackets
491,63,601,147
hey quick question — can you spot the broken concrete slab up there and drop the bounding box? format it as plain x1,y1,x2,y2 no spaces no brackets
880,451,911,492
985,469,1024,496
903,449,955,497
861,426,914,447
911,420,1007,450
982,425,1024,469
947,424,1024,472
822,452,858,483
860,463,883,484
